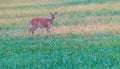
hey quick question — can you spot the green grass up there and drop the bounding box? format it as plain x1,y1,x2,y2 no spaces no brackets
0,34,120,68
0,0,120,69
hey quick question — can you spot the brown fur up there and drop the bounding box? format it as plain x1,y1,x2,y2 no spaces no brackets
28,12,57,36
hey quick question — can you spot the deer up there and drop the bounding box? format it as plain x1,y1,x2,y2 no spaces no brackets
28,12,57,36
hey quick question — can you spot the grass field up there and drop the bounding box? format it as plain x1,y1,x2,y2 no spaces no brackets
0,0,120,69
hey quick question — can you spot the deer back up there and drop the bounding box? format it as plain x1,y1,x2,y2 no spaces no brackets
30,18,52,28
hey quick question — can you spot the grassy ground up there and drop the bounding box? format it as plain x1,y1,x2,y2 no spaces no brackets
0,0,120,69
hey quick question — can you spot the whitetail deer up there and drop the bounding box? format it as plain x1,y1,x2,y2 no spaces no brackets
28,12,57,36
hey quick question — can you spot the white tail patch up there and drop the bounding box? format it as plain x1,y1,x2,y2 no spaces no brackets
30,22,32,28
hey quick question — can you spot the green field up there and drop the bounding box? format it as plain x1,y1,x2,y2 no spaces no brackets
0,0,120,69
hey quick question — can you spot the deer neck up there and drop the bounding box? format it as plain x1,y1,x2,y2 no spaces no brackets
50,16,55,24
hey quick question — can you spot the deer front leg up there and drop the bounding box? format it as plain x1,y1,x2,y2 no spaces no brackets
46,23,51,35
46,26,51,35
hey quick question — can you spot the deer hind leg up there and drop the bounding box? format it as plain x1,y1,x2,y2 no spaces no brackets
28,28,32,35
28,26,37,36
32,26,37,36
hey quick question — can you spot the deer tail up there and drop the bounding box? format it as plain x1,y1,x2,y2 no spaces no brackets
29,22,32,28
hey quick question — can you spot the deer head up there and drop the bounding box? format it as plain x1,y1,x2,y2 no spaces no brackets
50,12,57,23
